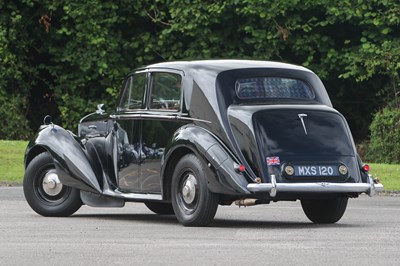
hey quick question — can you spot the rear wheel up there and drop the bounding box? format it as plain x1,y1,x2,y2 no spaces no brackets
23,152,82,216
144,202,174,215
171,154,219,226
301,197,348,224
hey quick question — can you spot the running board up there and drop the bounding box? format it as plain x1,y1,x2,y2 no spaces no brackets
80,189,163,207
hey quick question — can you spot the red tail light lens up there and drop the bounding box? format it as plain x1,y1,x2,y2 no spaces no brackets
234,163,245,173
362,164,370,172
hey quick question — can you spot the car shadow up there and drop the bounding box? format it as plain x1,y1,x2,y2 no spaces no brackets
70,213,359,229
71,213,179,225
210,218,358,229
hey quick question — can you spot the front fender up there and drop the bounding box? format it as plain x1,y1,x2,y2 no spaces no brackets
25,125,101,193
164,125,250,195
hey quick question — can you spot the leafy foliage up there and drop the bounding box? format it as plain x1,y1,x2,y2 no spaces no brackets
367,107,400,163
0,0,399,141
1,0,155,133
0,94,32,140
149,0,400,139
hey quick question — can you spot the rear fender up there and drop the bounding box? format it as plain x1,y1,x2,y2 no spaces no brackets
163,125,250,195
25,125,102,193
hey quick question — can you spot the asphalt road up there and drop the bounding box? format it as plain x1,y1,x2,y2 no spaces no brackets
1,187,399,266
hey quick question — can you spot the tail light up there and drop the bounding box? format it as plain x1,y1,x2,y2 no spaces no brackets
234,163,245,173
362,164,370,172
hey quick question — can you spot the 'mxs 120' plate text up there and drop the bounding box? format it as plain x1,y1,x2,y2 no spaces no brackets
294,165,339,177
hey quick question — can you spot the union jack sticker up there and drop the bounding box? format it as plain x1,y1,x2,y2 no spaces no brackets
266,156,280,166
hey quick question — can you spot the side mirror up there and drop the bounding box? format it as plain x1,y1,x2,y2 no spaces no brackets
96,104,105,115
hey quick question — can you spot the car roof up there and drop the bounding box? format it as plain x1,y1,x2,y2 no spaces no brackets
125,59,332,111
143,60,313,74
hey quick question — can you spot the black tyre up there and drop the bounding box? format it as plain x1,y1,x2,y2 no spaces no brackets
145,202,174,215
301,197,348,224
23,152,82,217
171,154,219,226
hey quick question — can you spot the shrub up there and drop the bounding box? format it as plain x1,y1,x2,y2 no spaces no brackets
0,95,32,140
367,107,400,163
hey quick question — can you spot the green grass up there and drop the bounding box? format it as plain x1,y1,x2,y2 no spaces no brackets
369,163,400,191
0,140,399,191
0,140,28,184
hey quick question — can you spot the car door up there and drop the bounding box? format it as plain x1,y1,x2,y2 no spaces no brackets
139,70,185,193
114,71,147,193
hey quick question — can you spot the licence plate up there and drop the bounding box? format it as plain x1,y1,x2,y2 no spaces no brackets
294,165,339,177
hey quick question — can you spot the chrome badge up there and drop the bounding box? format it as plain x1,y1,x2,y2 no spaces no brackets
298,113,308,135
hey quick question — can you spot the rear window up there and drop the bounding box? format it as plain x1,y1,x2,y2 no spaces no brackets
236,77,315,100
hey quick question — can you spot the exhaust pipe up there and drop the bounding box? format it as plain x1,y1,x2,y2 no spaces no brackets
235,198,257,207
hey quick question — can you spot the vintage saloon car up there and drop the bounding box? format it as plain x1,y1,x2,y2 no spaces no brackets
23,60,383,226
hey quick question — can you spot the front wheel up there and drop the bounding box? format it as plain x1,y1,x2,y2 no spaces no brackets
23,152,82,217
301,197,348,224
171,154,219,226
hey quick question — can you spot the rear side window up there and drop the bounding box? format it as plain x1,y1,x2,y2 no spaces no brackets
150,72,182,111
236,77,315,100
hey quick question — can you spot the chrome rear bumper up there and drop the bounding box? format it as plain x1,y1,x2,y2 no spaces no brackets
247,175,384,197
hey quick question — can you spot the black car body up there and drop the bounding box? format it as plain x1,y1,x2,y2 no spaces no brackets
23,60,383,226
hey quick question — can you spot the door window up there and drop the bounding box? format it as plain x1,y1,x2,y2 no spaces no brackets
119,73,146,110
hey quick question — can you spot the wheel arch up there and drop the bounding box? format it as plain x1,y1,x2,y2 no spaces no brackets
25,145,48,168
24,125,102,194
162,146,194,201
161,125,250,200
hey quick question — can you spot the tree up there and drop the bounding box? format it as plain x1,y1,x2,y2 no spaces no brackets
148,0,400,140
0,0,399,142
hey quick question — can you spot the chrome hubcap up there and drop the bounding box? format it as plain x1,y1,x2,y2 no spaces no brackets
42,170,63,196
182,174,197,204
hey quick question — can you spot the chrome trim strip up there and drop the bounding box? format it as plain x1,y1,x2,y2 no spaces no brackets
247,175,384,197
103,189,163,201
110,114,211,124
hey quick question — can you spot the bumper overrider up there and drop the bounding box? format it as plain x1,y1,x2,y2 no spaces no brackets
247,174,384,197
